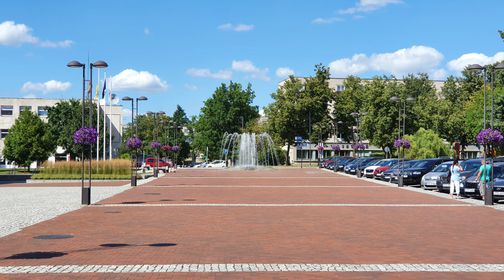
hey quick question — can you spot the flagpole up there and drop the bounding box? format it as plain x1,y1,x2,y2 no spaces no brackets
109,76,113,160
103,72,107,161
96,68,100,161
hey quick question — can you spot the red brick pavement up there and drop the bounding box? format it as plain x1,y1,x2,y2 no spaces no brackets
0,168,503,279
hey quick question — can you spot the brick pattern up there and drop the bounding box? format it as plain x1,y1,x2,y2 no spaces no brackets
1,263,504,274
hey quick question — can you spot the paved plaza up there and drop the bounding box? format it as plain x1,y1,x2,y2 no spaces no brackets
1,168,504,279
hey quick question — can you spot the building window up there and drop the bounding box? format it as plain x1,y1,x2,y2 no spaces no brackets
1,105,13,116
19,106,32,113
1,129,8,139
37,106,49,117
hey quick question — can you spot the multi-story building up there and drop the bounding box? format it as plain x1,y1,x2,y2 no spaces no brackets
0,98,123,167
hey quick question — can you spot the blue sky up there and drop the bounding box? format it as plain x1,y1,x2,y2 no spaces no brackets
1,0,504,119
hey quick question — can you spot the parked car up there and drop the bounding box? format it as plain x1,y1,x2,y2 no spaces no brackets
364,159,399,178
436,159,482,193
144,157,172,171
460,162,504,199
382,160,419,182
207,160,226,168
193,162,208,168
332,157,355,171
399,158,445,186
344,157,381,175
421,161,453,190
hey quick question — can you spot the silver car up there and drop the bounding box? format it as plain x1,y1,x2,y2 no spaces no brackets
421,161,452,190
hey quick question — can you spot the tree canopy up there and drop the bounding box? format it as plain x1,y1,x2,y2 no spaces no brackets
4,110,55,169
193,81,259,160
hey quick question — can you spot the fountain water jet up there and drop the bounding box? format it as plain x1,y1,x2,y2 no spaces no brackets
221,132,278,169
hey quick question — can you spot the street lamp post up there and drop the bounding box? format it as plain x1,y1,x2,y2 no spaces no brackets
147,111,165,177
389,96,415,187
135,96,148,136
122,96,136,186
67,59,108,205
468,63,504,205
350,112,366,177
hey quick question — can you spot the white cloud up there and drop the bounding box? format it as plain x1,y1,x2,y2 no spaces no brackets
184,84,198,91
447,52,504,72
20,80,71,93
339,0,402,14
232,60,270,81
110,69,169,92
329,45,444,78
22,93,37,99
144,28,150,35
186,68,232,80
276,67,295,78
0,21,73,48
311,17,344,25
218,23,255,32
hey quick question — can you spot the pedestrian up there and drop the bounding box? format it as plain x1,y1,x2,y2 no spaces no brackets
450,159,463,199
476,158,491,199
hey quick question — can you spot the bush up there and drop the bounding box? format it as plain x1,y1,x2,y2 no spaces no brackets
36,159,131,179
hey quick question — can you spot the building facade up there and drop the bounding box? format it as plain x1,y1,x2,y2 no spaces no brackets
0,98,123,167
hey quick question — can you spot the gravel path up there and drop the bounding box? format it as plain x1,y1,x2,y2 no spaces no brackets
0,185,130,237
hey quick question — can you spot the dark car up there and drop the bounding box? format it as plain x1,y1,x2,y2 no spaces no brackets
335,157,356,171
460,162,504,199
399,158,446,186
436,159,482,193
382,160,417,182
344,157,380,175
363,159,398,178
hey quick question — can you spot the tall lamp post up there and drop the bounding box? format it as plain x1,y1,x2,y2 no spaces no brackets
350,112,366,177
147,111,165,177
122,96,136,186
67,59,108,205
135,96,148,136
389,96,415,187
468,63,504,205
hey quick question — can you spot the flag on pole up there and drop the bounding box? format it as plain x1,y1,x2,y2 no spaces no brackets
87,80,92,98
101,79,107,99
95,83,100,99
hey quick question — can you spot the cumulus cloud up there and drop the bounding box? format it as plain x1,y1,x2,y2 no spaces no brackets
186,68,232,80
184,84,198,91
21,80,71,93
0,20,73,48
218,23,255,32
276,67,295,78
329,45,445,78
339,0,402,14
232,60,270,81
110,69,169,92
311,17,344,25
447,52,504,72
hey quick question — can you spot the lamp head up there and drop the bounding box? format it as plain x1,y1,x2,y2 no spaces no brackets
137,96,148,101
121,96,133,101
389,96,399,102
91,60,108,68
67,60,84,68
406,96,415,103
467,64,484,71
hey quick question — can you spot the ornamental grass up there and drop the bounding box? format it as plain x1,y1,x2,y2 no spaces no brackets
36,159,131,178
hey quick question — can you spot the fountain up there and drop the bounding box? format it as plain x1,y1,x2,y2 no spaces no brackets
221,132,279,169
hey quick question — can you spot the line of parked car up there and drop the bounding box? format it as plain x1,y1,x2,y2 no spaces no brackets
321,156,504,203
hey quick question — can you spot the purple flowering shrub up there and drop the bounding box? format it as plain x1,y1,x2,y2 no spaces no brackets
477,128,504,145
126,137,142,150
171,145,180,152
351,142,366,151
150,141,162,150
394,139,411,149
73,127,97,146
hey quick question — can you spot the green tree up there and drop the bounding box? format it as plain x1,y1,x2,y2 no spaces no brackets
194,81,259,160
265,65,333,164
4,110,55,170
359,76,400,151
332,75,365,142
404,128,450,159
171,105,190,164
47,100,83,158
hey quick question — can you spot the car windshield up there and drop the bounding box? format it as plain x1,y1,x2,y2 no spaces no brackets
461,161,481,172
412,161,435,168
494,165,504,178
432,163,451,172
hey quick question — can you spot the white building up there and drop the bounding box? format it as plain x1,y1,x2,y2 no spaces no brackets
0,98,123,167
